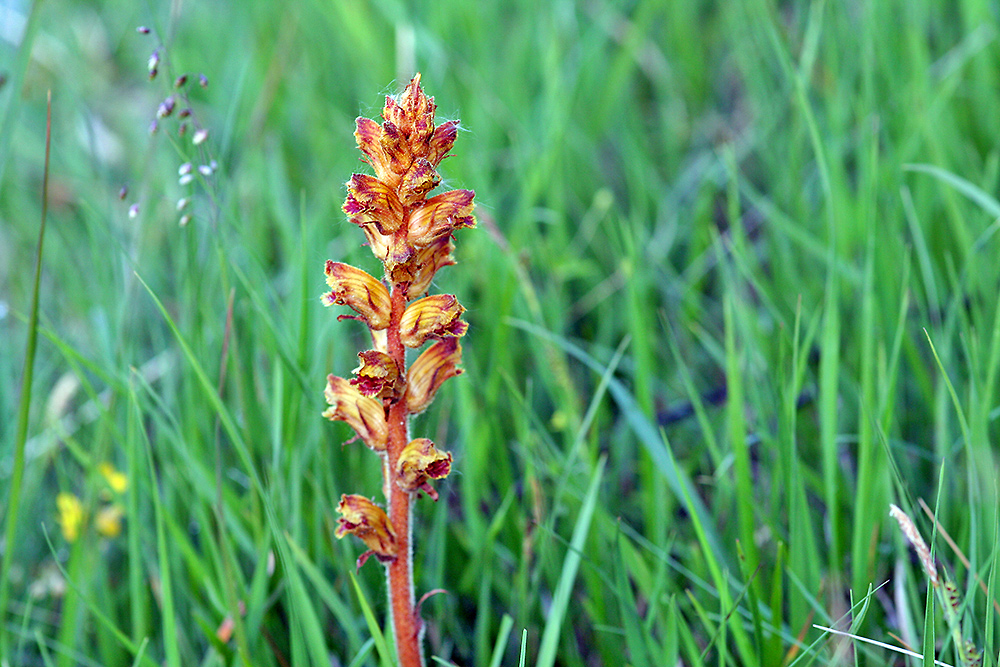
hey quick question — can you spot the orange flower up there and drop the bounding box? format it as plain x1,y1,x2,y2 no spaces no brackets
322,375,388,451
406,189,476,249
398,158,441,206
406,235,456,297
344,174,405,234
399,294,468,348
322,261,391,330
405,338,463,414
396,438,453,500
427,120,459,166
335,495,397,568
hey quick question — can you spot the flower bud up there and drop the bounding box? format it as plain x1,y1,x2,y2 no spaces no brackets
398,158,440,207
427,120,459,166
157,96,175,118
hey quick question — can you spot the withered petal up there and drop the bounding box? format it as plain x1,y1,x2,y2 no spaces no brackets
351,350,401,399
396,438,453,500
335,494,397,563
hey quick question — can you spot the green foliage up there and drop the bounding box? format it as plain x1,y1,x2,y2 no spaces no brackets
3,0,1000,665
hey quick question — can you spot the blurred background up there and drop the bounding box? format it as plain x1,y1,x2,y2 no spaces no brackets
3,1,1000,666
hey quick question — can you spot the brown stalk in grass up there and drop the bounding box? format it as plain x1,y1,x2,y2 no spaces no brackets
321,74,474,667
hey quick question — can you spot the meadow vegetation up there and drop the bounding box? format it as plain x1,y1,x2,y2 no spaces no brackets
2,1,1000,665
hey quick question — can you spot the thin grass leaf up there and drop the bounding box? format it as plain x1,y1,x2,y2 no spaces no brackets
141,415,181,667
37,526,158,667
614,534,653,667
0,90,51,657
345,638,376,667
135,273,330,666
923,581,937,667
285,534,362,649
349,571,393,667
488,614,514,667
536,455,606,667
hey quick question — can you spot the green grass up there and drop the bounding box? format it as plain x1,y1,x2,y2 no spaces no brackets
3,0,1000,665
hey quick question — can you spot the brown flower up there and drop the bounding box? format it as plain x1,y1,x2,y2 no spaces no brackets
322,375,388,451
396,438,453,500
351,350,402,399
335,495,397,568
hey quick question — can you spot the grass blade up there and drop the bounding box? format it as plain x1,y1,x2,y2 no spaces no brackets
0,90,52,656
536,454,606,667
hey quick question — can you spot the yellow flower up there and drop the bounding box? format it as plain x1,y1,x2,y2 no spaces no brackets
98,462,128,494
57,492,85,543
322,261,392,330
95,504,124,538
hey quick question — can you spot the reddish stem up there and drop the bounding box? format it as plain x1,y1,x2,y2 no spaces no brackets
385,284,423,667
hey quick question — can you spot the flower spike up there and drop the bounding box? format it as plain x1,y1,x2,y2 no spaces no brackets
322,74,474,667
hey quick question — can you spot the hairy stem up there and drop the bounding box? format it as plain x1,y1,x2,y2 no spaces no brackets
386,284,422,667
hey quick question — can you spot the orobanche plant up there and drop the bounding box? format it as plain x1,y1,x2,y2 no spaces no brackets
321,74,475,667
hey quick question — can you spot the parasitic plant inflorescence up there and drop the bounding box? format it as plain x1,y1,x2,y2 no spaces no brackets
322,74,474,667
